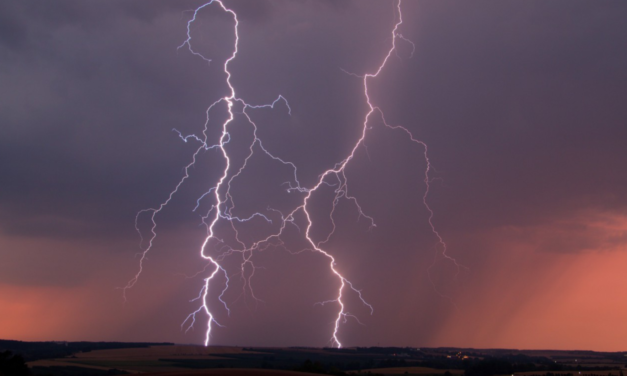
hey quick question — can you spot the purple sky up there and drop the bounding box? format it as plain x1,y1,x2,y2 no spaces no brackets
2,0,627,350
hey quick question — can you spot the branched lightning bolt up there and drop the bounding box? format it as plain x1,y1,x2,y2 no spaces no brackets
126,0,462,348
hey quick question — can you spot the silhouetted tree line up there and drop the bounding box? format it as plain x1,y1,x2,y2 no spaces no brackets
345,347,423,355
0,351,30,376
0,340,172,362
602,353,627,363
0,347,131,376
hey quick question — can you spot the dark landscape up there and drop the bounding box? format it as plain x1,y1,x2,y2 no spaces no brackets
2,340,626,376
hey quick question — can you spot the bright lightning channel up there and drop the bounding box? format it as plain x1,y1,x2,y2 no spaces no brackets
125,0,461,348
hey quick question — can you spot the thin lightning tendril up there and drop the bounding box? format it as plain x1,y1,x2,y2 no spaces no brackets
125,0,462,348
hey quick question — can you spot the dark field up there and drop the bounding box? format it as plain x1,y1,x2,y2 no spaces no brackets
1,340,625,376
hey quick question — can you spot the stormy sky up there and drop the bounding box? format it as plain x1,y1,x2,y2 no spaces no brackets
2,0,627,351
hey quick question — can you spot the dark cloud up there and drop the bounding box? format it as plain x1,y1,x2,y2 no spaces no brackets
0,0,233,239
379,0,627,232
2,0,627,349
0,3,29,51
223,0,276,23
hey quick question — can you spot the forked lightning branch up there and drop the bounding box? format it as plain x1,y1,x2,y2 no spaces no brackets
125,0,461,348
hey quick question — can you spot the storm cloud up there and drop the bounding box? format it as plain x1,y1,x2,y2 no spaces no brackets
1,0,627,350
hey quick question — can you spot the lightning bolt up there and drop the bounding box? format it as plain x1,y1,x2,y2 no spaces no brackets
126,0,462,348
